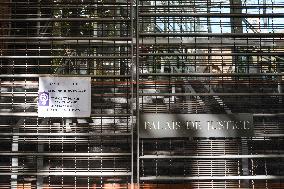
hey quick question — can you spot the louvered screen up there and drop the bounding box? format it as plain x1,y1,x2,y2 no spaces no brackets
0,0,134,188
137,0,284,188
1,0,284,188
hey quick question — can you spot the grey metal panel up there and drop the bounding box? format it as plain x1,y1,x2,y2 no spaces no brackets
139,113,254,138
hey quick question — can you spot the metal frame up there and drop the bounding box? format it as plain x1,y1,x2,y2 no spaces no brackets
1,0,284,188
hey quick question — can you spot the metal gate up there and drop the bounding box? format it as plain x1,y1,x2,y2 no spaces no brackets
137,0,284,188
0,0,134,188
1,0,284,188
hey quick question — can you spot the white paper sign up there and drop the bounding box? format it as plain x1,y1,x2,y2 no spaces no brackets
38,77,91,117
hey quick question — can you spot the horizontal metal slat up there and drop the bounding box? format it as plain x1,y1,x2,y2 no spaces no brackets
140,175,284,181
140,154,284,159
139,13,284,18
0,172,132,176
0,152,130,156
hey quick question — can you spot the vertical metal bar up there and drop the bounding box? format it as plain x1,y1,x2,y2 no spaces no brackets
37,140,44,189
11,119,24,189
11,1,19,185
11,134,18,189
241,139,250,188
136,0,140,186
36,2,43,188
263,0,268,31
130,0,135,186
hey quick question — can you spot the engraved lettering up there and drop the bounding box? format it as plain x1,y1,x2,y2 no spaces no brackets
144,121,160,130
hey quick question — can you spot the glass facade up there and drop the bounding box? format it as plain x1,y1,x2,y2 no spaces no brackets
0,0,284,188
